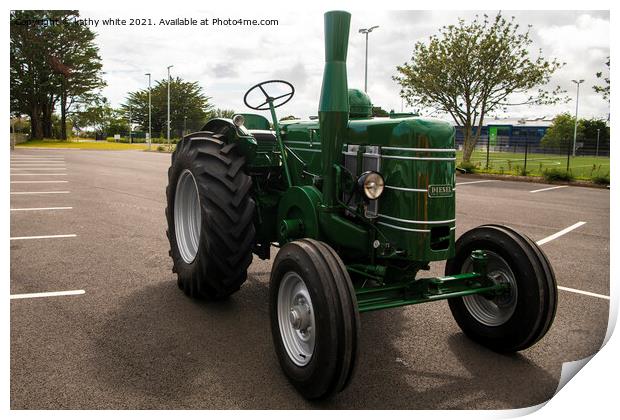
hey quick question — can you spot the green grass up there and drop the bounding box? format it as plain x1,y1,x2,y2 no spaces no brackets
16,139,151,151
458,150,610,181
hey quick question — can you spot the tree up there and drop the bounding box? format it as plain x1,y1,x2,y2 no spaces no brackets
208,108,236,119
47,11,106,139
540,113,583,150
122,77,213,138
593,57,610,102
394,13,564,162
580,118,609,153
10,11,105,139
372,106,389,117
73,98,115,135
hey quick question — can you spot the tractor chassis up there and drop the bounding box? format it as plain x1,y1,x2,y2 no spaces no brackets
353,250,508,312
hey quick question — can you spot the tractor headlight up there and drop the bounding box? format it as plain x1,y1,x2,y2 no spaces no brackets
232,114,245,127
358,171,385,200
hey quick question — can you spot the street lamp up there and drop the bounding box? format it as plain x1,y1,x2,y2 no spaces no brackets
184,116,187,137
596,128,601,158
167,65,174,150
359,25,379,93
145,72,152,150
128,106,132,144
571,79,584,157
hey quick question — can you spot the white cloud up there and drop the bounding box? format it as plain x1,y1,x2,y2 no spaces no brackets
86,9,609,122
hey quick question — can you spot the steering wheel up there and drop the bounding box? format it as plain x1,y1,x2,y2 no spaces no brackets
243,80,295,111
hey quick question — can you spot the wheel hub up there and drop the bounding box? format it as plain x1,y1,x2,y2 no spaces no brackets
462,251,518,327
174,169,202,264
277,272,316,366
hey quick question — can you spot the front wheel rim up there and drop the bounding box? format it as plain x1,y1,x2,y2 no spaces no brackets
174,169,202,264
277,272,316,366
461,251,518,327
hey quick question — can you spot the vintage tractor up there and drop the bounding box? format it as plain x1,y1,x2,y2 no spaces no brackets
165,11,557,400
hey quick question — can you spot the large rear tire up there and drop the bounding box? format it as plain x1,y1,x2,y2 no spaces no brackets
165,133,255,299
446,224,557,352
269,239,360,400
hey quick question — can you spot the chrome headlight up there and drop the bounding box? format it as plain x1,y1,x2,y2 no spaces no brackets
232,114,245,127
358,171,385,200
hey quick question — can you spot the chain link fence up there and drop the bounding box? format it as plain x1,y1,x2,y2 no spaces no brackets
457,137,610,182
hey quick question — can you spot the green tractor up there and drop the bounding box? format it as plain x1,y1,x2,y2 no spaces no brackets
165,11,557,400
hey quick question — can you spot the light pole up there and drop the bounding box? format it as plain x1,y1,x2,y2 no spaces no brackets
596,128,601,158
145,72,152,150
128,106,132,144
359,25,379,93
184,116,187,137
571,79,584,157
167,65,174,150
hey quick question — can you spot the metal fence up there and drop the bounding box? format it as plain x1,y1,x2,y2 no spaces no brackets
458,137,610,180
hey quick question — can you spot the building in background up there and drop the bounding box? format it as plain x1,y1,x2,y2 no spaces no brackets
455,117,554,151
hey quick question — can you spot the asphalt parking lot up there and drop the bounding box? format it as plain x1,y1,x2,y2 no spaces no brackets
10,149,609,409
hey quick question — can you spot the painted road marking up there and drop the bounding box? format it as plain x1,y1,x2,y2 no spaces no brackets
11,164,66,167
12,168,67,171
11,181,68,184
11,207,73,211
10,290,85,300
534,221,606,300
10,191,70,195
10,174,68,176
455,180,495,186
530,185,568,193
557,286,609,300
536,221,586,246
10,234,77,240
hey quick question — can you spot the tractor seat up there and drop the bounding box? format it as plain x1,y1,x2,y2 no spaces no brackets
250,130,277,144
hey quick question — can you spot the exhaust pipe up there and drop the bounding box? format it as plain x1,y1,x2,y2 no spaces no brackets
319,11,350,207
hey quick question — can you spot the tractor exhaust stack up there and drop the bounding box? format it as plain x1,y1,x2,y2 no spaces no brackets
319,11,350,207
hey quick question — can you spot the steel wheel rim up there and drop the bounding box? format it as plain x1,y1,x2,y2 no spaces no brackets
461,251,518,327
174,169,202,264
277,272,316,366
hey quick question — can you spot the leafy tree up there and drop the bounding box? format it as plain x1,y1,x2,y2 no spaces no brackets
372,106,389,117
593,57,610,102
279,115,299,121
580,118,609,153
208,108,236,119
540,113,583,150
122,77,213,138
394,13,565,162
10,11,105,139
73,98,114,135
47,11,105,139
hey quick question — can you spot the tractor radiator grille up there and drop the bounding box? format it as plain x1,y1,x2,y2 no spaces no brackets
343,145,381,218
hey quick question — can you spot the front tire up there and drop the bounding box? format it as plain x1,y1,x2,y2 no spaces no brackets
165,133,255,299
269,239,360,400
446,224,557,352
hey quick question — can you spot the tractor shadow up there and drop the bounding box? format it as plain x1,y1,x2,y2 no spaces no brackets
92,272,559,409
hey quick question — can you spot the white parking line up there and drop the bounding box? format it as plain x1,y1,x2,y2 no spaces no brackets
10,191,70,195
10,290,85,300
11,164,66,167
11,181,68,184
455,180,495,186
11,157,65,159
533,221,605,300
557,286,609,300
536,221,586,246
11,168,67,171
11,207,73,211
10,234,77,240
530,185,568,193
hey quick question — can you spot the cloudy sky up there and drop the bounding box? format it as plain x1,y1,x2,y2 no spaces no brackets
82,9,610,123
